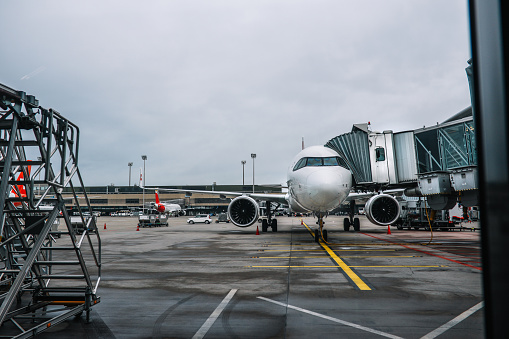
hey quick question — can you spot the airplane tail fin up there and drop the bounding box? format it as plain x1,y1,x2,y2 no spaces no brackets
11,163,32,198
155,190,160,204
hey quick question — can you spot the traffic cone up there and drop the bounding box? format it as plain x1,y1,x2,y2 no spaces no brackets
301,219,303,225
387,225,391,235
104,223,107,230
256,226,260,235
136,225,140,231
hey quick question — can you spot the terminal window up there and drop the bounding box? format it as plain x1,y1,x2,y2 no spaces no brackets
90,199,108,204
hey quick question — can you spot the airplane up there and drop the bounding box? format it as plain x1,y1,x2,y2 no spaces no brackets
10,165,31,207
152,190,184,215
145,145,401,242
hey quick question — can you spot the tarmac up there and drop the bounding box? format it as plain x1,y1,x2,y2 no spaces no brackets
34,215,483,338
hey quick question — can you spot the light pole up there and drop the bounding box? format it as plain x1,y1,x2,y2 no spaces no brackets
142,155,147,214
251,153,256,193
128,162,133,186
241,160,246,185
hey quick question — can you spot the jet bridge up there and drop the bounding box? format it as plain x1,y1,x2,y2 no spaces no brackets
326,107,478,210
0,83,101,337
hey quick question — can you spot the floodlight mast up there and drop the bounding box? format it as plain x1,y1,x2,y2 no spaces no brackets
141,155,147,214
128,162,133,186
241,160,246,185
251,154,256,193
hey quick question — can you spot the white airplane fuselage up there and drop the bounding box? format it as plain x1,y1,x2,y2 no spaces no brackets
155,202,182,214
285,146,352,214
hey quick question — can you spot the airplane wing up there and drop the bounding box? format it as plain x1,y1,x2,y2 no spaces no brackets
344,188,405,203
145,187,288,205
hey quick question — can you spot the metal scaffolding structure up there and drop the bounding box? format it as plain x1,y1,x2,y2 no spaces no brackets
0,83,101,337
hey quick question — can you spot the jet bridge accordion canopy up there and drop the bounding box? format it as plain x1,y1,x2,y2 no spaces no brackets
325,125,373,185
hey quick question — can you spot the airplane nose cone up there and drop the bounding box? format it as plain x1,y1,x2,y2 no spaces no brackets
305,171,343,209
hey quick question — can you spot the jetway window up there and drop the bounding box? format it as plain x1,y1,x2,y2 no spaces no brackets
375,147,385,161
415,129,441,173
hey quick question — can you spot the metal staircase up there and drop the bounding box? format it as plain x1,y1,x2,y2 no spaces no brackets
0,83,101,337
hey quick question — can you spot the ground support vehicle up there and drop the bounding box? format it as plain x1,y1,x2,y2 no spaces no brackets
215,213,230,223
138,214,169,227
394,202,460,231
71,215,98,234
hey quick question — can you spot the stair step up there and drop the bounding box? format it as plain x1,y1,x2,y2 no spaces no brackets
39,275,85,279
34,261,80,266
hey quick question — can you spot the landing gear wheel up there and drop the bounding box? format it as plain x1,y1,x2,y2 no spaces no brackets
262,219,268,232
353,218,360,232
322,229,328,242
343,218,350,232
314,229,319,242
271,219,278,232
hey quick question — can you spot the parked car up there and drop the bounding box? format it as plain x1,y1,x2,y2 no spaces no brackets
187,214,212,224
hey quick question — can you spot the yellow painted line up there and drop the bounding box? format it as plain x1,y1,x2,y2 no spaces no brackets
302,222,371,291
262,244,321,247
350,265,447,268
254,256,419,259
325,244,423,247
248,265,446,268
341,255,422,258
249,266,346,268
258,249,397,252
251,256,329,259
320,240,372,290
263,243,428,247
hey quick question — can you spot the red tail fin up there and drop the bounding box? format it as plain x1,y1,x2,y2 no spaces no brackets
11,164,31,199
155,190,160,204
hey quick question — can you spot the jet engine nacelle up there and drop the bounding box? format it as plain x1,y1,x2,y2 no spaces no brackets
156,204,165,213
364,194,401,226
227,196,260,227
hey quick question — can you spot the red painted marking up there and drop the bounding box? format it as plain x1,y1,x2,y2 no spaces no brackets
360,233,482,271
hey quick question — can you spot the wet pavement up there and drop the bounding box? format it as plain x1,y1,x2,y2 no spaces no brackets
29,215,483,338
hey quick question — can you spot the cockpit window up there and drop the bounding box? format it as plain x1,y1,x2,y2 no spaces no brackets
293,156,347,171
307,158,322,166
323,157,339,166
293,158,307,171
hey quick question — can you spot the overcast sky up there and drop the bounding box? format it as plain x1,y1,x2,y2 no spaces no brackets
0,1,471,187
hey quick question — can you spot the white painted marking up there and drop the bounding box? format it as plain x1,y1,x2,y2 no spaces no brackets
420,301,484,339
192,289,238,339
257,296,404,339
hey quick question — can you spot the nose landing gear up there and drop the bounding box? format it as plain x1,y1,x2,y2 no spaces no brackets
314,214,328,242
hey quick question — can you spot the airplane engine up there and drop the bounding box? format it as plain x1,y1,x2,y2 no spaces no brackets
156,205,165,213
227,196,260,227
364,194,401,226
